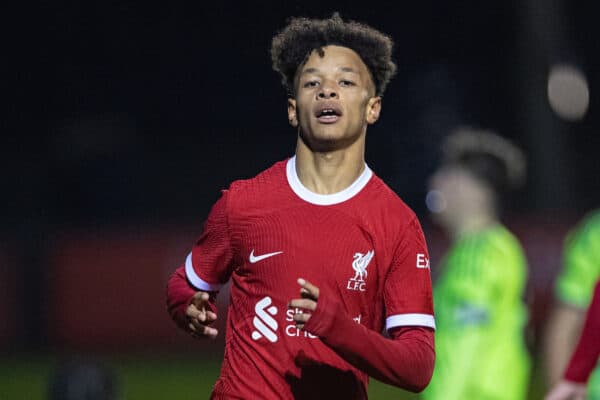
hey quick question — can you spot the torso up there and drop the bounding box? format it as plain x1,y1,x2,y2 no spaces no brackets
201,157,428,399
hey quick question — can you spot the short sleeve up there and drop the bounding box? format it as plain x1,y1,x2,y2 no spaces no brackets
556,212,600,308
184,190,235,292
384,216,435,331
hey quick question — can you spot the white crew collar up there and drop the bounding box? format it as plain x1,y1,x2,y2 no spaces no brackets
286,156,373,205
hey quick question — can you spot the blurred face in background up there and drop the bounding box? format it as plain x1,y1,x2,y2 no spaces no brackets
426,164,493,232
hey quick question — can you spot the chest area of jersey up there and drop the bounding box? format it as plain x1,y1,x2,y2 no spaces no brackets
232,208,382,293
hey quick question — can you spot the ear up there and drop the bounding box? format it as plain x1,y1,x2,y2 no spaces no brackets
288,98,298,127
366,96,382,125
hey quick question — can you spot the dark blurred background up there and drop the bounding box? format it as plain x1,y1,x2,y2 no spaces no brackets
2,1,599,398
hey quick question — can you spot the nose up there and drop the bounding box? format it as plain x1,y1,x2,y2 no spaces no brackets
317,82,337,99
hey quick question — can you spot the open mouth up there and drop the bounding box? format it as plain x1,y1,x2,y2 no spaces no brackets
314,103,342,123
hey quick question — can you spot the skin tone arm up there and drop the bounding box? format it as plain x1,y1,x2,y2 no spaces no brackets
543,303,586,385
545,381,586,400
543,305,589,400
545,281,600,400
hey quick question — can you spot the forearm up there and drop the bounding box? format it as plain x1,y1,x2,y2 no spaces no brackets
564,282,600,383
304,293,435,392
543,304,585,384
166,266,197,330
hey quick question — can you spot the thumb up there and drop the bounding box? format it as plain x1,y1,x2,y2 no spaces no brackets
191,291,210,308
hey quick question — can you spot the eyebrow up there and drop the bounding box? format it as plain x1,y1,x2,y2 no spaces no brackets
339,67,358,74
300,66,360,76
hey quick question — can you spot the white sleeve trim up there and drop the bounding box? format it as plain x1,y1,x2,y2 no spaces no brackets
185,252,224,292
386,313,436,330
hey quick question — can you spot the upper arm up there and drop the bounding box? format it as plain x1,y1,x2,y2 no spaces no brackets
557,216,600,308
384,216,436,332
185,190,236,292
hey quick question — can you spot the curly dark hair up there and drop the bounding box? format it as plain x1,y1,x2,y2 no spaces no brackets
271,13,397,97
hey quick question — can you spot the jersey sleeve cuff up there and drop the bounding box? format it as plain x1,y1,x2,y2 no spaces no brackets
185,252,224,292
386,313,436,331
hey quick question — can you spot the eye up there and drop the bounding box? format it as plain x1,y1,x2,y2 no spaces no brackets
303,80,320,88
339,80,356,87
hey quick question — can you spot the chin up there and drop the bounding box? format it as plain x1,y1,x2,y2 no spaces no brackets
305,138,341,153
314,125,346,137
301,130,342,147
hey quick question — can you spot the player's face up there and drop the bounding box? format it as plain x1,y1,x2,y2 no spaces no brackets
426,166,488,229
287,45,381,151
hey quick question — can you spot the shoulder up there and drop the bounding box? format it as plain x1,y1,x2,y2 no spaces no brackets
480,226,527,284
488,225,524,253
470,225,526,267
581,209,600,228
448,226,526,289
562,209,600,264
209,159,289,218
568,209,600,245
355,173,427,256
363,173,420,224
450,226,525,273
223,159,288,207
228,159,287,192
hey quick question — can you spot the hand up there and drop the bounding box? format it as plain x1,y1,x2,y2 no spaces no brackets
186,291,218,339
288,278,320,330
545,380,587,400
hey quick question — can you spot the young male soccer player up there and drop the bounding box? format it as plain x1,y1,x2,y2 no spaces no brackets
421,127,531,400
166,14,435,400
545,279,600,400
544,210,600,399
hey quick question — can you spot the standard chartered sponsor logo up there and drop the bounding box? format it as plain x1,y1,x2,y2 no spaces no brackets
251,296,319,341
252,296,278,343
285,308,317,338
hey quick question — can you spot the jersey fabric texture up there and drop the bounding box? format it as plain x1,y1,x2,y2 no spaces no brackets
556,210,600,398
422,224,531,400
170,157,435,399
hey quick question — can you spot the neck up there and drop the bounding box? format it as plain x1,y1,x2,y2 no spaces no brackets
450,211,497,240
294,137,366,194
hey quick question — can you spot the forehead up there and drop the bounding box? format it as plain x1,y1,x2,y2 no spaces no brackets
301,45,370,76
433,164,474,181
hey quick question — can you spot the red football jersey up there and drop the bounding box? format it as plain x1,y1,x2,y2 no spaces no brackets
183,157,434,399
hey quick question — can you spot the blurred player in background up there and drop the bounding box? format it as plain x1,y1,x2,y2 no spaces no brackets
545,279,600,400
49,359,118,400
166,13,435,400
544,210,600,399
421,127,531,400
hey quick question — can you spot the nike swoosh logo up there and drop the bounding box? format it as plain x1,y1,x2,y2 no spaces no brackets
249,250,283,263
